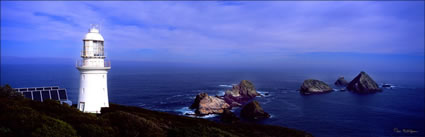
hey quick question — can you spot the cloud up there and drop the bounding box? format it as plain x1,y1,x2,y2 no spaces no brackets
1,1,424,64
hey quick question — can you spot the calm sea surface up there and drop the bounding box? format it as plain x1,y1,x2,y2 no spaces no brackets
1,63,424,137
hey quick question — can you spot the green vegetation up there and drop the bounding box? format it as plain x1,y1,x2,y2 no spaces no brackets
0,85,313,137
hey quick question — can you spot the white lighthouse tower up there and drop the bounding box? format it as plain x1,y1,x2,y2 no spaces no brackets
76,25,110,113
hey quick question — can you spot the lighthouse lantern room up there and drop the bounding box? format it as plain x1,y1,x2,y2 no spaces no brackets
76,25,110,113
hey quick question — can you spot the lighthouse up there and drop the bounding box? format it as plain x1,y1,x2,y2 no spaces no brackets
76,25,110,113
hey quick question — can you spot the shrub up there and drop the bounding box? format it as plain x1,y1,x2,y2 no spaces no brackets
101,111,166,137
31,116,78,137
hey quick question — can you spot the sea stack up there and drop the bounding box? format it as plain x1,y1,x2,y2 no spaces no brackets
224,80,260,107
334,76,349,86
241,101,270,120
190,92,230,115
300,79,333,94
347,71,381,93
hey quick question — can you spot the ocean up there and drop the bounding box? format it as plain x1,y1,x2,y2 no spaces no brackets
1,63,424,137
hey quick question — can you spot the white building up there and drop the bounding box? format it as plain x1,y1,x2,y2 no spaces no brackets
76,25,110,113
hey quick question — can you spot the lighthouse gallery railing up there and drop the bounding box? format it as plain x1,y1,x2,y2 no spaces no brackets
76,60,111,68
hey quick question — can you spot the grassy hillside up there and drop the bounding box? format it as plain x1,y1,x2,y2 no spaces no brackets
0,85,313,137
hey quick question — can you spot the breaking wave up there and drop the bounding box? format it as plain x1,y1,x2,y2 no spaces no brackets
217,90,226,96
175,107,219,118
175,107,195,115
257,90,271,97
219,84,234,88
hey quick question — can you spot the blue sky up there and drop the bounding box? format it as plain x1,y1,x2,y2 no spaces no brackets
1,1,424,72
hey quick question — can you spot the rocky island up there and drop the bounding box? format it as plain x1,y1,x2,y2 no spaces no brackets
334,76,349,86
190,80,272,121
190,92,230,115
224,80,261,107
347,71,382,93
241,100,271,120
300,79,333,94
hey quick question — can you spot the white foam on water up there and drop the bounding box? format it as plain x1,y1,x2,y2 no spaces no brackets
198,114,219,118
219,84,233,88
175,107,219,119
217,90,226,96
188,114,219,119
175,107,195,115
188,96,196,99
257,90,271,97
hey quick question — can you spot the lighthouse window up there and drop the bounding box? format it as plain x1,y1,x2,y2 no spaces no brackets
84,41,90,55
92,41,104,56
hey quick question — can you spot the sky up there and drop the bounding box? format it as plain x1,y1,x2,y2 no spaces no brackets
1,1,424,72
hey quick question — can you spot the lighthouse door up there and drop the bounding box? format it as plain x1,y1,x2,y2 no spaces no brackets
79,102,85,111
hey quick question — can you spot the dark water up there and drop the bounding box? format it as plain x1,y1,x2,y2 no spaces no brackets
1,63,424,137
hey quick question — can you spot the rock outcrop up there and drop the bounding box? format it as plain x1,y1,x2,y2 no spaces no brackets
334,76,349,86
347,71,381,93
190,93,230,115
220,109,239,123
300,79,333,94
240,101,270,120
224,80,260,106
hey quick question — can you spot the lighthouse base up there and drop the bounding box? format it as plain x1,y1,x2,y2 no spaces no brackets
77,69,110,113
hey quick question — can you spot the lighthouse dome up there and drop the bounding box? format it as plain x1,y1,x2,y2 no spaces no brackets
84,28,104,41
